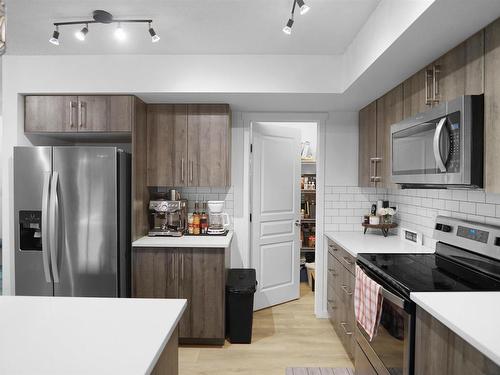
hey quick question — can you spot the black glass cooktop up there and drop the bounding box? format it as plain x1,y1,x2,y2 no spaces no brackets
357,246,500,298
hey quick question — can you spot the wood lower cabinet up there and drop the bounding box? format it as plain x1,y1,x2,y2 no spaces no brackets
358,101,377,188
152,329,179,375
485,17,500,193
25,95,135,133
133,247,226,345
327,238,355,359
146,104,231,188
415,307,499,375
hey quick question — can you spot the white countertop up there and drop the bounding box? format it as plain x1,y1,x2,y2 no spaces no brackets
0,296,186,375
324,231,434,257
132,231,233,248
411,292,500,366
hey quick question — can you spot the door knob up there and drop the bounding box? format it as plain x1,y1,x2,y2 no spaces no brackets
295,220,301,226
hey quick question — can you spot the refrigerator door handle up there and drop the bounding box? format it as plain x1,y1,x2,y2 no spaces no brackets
41,171,52,283
49,171,60,283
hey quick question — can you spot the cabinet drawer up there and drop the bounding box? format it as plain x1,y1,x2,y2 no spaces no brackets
328,239,355,275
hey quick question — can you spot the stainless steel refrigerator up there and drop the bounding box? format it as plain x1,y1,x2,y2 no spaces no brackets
14,146,131,297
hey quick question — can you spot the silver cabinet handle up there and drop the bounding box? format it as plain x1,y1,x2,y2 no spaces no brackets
341,285,353,296
433,65,440,102
328,245,338,252
69,101,75,128
189,161,194,183
433,117,449,173
340,322,353,336
342,256,353,266
41,172,52,283
181,158,185,182
49,171,60,283
425,67,434,105
78,101,83,128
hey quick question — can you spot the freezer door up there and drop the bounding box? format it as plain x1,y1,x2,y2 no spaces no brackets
53,147,119,297
14,147,54,296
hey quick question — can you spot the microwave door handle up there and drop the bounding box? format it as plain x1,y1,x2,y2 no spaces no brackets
433,117,448,173
41,171,52,283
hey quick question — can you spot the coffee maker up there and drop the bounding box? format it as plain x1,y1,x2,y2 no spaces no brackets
207,201,230,235
148,191,187,236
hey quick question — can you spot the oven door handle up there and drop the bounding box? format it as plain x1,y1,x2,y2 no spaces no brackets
381,286,405,309
433,117,450,173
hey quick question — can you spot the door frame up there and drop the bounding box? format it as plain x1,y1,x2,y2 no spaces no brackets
242,112,328,318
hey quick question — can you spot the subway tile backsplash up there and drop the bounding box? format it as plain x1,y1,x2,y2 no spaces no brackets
325,186,500,247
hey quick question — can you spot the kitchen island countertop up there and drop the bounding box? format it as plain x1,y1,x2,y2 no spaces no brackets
0,296,186,375
132,231,233,248
325,231,434,257
411,292,500,367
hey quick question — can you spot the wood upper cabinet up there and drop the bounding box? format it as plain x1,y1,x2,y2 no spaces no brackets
187,104,231,187
146,103,231,188
403,68,431,118
415,307,499,375
485,18,500,193
146,104,188,187
25,96,78,133
376,85,403,189
25,95,134,133
132,247,226,345
358,101,377,187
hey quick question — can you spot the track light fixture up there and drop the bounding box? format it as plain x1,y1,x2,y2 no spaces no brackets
148,22,160,43
75,24,89,41
49,26,60,45
49,10,160,45
282,0,310,35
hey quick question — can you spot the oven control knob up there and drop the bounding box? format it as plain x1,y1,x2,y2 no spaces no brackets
442,225,452,233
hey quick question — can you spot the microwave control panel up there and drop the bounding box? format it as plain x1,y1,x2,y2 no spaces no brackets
447,111,461,173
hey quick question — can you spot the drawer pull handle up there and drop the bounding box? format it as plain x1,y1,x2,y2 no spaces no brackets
342,256,353,265
329,245,338,251
340,322,353,335
341,285,353,296
327,299,334,303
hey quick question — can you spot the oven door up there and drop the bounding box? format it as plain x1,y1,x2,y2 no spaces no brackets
391,104,463,186
355,283,414,375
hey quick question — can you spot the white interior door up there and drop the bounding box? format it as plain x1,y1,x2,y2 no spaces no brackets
251,122,301,310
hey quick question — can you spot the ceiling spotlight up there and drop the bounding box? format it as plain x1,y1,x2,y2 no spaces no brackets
148,23,160,43
114,23,126,41
283,18,294,35
296,0,310,15
49,26,60,45
75,24,88,41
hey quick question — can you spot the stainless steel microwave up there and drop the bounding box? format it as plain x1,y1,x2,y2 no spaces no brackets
391,95,484,188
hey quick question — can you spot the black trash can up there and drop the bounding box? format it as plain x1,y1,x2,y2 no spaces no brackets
226,268,257,344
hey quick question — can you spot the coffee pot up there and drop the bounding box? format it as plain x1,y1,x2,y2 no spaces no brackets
207,201,230,234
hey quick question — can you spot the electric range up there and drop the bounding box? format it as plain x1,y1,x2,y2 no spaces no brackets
355,216,500,375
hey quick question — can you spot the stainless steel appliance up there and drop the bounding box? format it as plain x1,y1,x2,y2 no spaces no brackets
148,199,187,237
391,95,484,188
14,146,131,297
356,216,500,375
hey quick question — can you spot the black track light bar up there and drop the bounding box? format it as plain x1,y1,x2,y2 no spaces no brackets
53,19,153,27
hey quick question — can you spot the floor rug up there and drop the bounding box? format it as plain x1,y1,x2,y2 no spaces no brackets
286,368,354,375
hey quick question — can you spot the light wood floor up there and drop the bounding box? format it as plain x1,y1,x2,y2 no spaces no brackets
179,283,353,375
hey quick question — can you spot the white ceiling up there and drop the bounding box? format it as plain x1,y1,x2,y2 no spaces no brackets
5,0,381,55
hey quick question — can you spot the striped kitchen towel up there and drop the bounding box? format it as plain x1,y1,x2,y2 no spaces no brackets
354,265,383,341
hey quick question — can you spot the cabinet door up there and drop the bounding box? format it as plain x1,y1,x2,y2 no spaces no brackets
178,248,225,340
403,68,431,118
146,104,188,187
485,18,500,193
358,101,377,187
132,248,178,299
77,96,109,131
187,104,231,187
464,30,485,95
25,96,78,133
109,96,134,132
376,85,403,189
